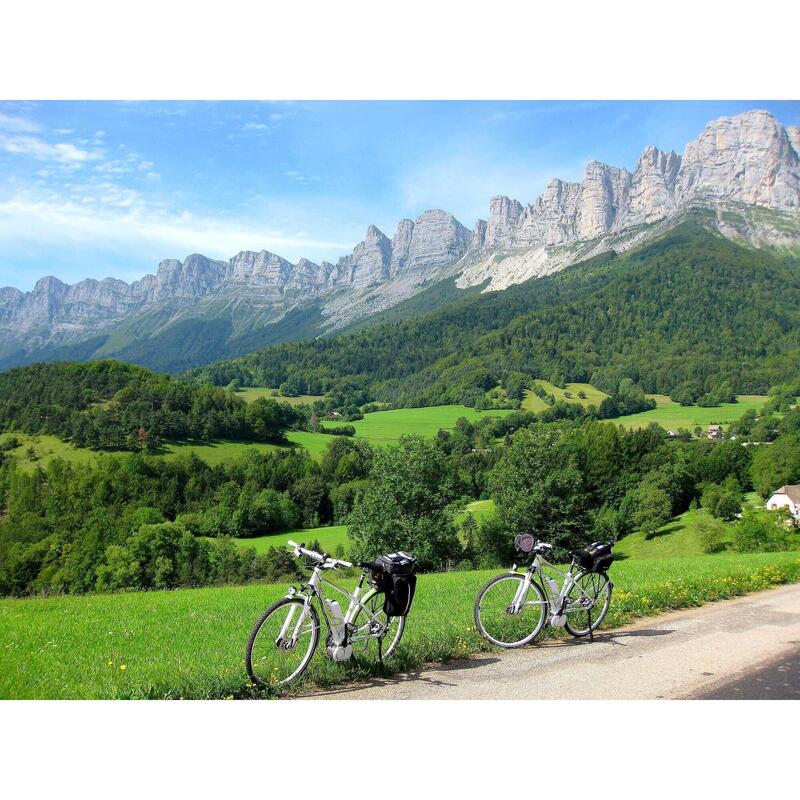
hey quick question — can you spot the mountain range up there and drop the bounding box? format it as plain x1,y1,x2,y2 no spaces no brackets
1,109,799,373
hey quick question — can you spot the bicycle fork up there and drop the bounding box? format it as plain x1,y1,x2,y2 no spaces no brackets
276,597,311,648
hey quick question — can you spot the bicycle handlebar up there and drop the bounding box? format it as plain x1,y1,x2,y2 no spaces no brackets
286,540,353,569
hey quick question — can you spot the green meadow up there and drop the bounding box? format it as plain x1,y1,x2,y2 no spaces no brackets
523,381,610,411
2,551,798,699
236,387,323,406
325,404,514,442
615,394,766,430
231,525,349,555
522,382,766,431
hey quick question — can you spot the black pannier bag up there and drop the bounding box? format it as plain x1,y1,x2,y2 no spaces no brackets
575,542,614,573
377,552,417,617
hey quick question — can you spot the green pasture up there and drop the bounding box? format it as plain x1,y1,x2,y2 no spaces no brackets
325,404,514,443
2,550,798,699
0,433,100,472
231,525,349,555
525,380,610,410
615,394,766,430
236,387,323,406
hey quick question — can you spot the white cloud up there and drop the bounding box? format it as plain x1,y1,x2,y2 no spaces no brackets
0,133,101,165
0,113,42,133
243,122,270,131
0,194,354,281
284,170,318,184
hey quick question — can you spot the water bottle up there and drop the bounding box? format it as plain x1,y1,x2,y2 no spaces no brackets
546,577,559,599
326,599,345,643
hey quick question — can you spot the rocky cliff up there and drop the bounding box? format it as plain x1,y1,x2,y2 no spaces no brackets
457,110,800,289
1,109,799,368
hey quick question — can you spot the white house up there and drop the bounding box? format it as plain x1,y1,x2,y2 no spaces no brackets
707,424,724,440
765,485,800,523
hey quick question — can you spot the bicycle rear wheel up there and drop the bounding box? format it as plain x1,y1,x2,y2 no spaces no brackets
246,597,320,688
349,589,406,660
564,572,611,637
474,573,547,648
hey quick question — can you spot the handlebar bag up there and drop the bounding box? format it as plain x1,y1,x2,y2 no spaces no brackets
377,552,417,617
575,542,614,573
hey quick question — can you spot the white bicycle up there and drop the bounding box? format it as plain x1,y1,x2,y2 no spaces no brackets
474,535,614,648
246,541,410,688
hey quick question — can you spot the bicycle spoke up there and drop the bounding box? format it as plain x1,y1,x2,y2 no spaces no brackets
564,572,611,637
247,598,319,687
475,574,547,648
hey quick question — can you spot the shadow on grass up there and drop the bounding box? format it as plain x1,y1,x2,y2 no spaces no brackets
645,521,685,540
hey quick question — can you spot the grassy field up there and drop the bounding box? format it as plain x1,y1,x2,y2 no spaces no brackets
616,395,766,430
523,381,610,411
456,499,497,527
236,387,323,406
0,433,102,472
231,525,349,555
617,508,734,560
615,493,800,559
2,550,798,699
325,404,514,443
521,383,765,431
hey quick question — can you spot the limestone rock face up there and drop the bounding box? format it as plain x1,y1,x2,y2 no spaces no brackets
675,110,800,209
789,126,800,158
346,225,392,287
405,210,471,272
625,146,681,225
467,219,487,253
577,161,632,239
389,219,415,276
229,251,292,287
486,196,523,249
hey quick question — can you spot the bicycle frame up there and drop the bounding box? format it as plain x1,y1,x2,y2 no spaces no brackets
510,553,595,622
286,563,386,648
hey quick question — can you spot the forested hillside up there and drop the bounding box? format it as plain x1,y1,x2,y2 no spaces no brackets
0,360,299,450
185,225,800,408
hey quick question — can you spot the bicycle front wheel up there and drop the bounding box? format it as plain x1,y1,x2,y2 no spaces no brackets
349,589,406,661
474,573,547,648
564,572,611,637
246,597,320,688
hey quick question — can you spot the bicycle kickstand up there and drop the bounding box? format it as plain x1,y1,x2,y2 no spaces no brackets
589,607,594,642
377,635,384,670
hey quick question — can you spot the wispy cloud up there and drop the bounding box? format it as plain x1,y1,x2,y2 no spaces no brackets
0,134,101,165
0,192,353,285
0,112,43,134
284,170,318,185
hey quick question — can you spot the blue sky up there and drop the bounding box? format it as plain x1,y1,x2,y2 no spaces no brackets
1,100,798,291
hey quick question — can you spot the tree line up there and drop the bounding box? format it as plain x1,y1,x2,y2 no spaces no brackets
0,360,300,451
2,403,798,597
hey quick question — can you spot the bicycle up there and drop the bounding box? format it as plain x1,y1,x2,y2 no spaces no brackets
245,540,409,688
474,534,614,648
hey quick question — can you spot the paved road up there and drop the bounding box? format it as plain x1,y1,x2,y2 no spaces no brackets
691,648,800,699
304,583,800,700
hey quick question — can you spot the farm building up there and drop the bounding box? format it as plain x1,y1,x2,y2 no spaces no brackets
765,485,800,523
706,424,724,440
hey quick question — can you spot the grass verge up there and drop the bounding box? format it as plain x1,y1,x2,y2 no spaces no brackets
1,551,798,699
